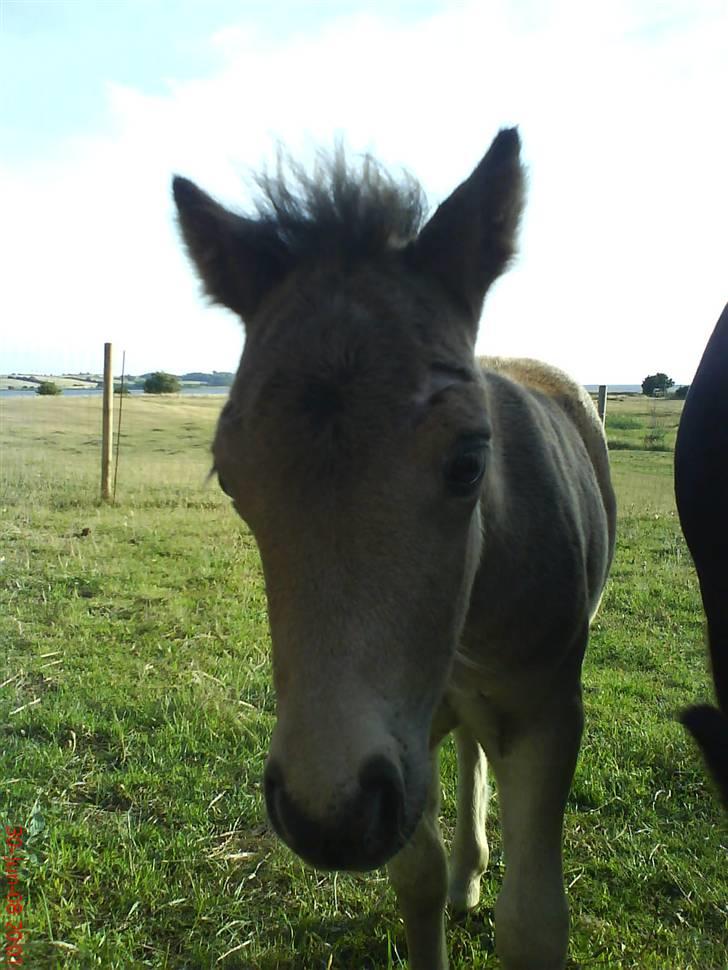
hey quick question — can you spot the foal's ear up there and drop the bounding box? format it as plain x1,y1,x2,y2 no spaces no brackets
172,176,291,322
408,128,525,321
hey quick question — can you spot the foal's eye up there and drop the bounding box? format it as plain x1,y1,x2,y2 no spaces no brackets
444,437,489,496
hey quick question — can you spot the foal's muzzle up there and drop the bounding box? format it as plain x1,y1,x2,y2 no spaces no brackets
263,754,406,871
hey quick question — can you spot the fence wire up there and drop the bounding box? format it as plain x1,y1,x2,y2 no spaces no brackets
0,385,230,510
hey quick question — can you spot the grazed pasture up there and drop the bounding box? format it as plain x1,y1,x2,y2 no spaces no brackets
1,393,725,969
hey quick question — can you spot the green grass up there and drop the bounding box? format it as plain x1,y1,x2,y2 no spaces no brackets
1,393,726,969
603,397,681,454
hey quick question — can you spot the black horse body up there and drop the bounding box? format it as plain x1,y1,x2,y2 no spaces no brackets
674,303,728,807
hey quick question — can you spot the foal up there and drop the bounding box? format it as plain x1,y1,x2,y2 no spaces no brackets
174,128,616,969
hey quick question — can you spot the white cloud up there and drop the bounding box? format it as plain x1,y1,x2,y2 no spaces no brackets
1,0,725,382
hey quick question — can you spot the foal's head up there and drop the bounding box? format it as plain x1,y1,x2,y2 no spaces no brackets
174,129,524,871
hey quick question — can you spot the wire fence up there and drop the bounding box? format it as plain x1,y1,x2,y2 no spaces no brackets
0,386,230,510
0,378,681,516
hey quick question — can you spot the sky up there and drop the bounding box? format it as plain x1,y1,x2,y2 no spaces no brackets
0,0,726,385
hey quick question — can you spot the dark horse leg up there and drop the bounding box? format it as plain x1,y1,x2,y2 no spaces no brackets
674,302,728,808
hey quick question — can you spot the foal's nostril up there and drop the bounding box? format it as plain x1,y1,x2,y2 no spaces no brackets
358,755,405,846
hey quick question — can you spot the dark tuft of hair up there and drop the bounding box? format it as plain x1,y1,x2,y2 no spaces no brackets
251,146,428,262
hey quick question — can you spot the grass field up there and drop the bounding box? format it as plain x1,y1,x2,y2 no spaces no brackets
1,392,726,969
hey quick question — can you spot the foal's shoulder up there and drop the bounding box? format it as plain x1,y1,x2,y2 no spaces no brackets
478,354,608,459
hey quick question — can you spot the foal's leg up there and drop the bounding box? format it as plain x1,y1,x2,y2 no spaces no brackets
488,686,584,970
449,727,489,911
387,750,448,970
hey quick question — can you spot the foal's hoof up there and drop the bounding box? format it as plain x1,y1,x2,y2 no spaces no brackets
448,876,483,915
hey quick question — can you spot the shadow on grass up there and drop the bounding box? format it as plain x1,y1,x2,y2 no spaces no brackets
233,910,398,969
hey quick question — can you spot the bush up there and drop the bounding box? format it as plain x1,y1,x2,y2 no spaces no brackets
673,385,690,400
641,373,674,396
143,372,180,395
37,381,62,396
114,384,131,396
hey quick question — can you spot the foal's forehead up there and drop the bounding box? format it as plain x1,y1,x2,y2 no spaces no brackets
217,262,484,495
243,267,434,390
222,260,481,464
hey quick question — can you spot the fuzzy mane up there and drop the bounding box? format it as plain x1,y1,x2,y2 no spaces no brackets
251,148,428,260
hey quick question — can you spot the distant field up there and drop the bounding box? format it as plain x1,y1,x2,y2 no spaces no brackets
1,392,725,969
0,393,224,507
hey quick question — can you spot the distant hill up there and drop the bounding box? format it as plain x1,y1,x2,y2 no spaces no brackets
4,374,100,390
179,372,234,386
130,372,234,386
584,384,642,394
1,371,234,391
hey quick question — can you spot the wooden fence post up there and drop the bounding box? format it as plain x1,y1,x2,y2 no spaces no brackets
597,384,608,426
101,343,113,502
